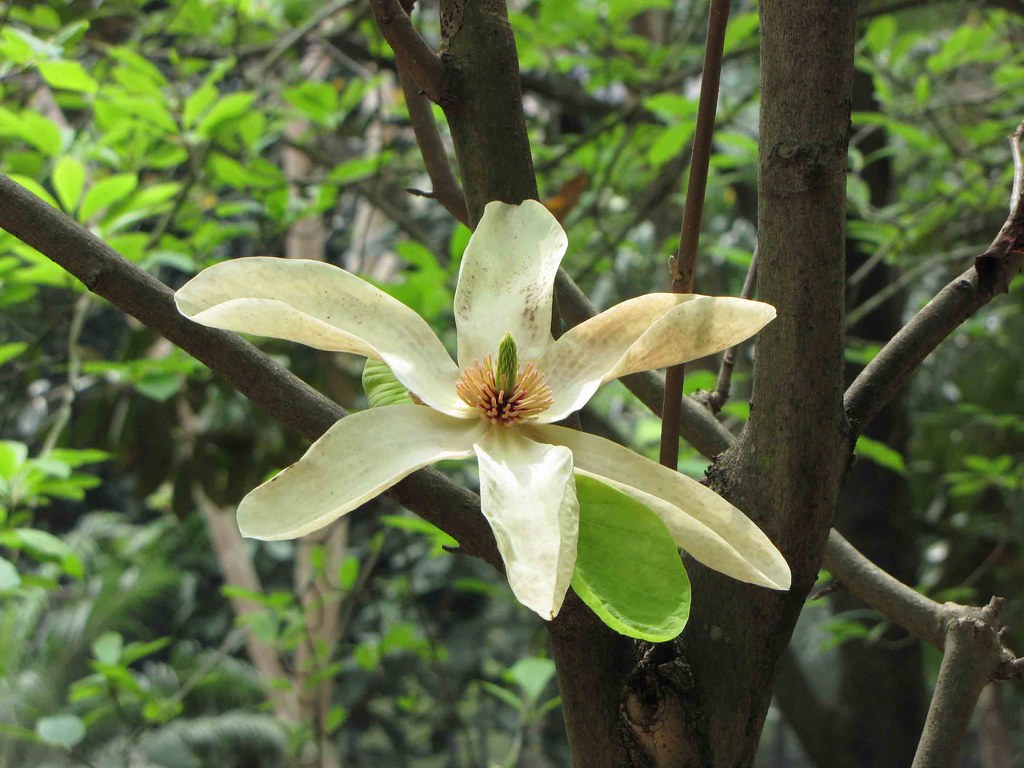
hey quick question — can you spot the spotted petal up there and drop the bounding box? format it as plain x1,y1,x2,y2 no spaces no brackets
454,200,567,368
474,428,578,620
175,258,471,417
238,405,486,540
536,295,776,422
523,424,792,590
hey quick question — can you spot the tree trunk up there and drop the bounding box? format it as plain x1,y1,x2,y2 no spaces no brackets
435,1,859,764
676,2,857,763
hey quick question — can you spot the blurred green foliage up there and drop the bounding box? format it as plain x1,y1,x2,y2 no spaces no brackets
0,0,1022,765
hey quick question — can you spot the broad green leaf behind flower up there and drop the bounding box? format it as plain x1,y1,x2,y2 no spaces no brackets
572,475,691,642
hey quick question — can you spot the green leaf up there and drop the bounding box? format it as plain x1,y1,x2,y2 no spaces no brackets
328,152,392,185
480,681,524,710
325,705,347,734
207,153,282,189
571,476,690,642
182,81,218,128
80,173,138,221
449,223,471,268
134,372,181,401
12,528,82,577
0,441,28,476
36,715,86,749
642,93,697,121
121,637,170,664
45,449,109,469
863,15,896,54
338,555,359,590
92,631,124,664
380,514,457,554
196,92,256,137
10,174,59,209
38,60,98,94
53,156,86,213
283,82,338,124
854,436,906,474
0,109,62,156
362,359,413,408
0,342,28,365
0,555,21,590
647,123,694,168
724,12,759,54
3,27,61,60
506,658,555,705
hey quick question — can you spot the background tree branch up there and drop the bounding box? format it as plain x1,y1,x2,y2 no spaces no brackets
0,173,500,571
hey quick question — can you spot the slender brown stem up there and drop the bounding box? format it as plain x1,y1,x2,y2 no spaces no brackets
659,0,730,468
708,246,759,413
395,58,469,226
257,0,358,78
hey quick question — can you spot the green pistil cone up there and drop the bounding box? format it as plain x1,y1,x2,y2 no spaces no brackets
496,332,519,394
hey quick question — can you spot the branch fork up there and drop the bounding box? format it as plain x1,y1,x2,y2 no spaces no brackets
369,0,452,106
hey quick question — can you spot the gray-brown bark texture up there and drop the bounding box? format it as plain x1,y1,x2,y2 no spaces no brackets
679,2,857,764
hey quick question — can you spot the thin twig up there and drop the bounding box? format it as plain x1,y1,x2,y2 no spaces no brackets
41,294,89,453
660,0,730,468
846,121,1024,428
256,0,359,78
708,246,758,413
395,57,469,226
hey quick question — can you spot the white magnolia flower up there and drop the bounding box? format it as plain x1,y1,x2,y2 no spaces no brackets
175,200,791,619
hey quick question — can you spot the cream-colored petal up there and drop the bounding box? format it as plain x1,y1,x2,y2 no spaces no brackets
474,428,578,620
238,405,486,540
523,424,791,590
536,295,775,422
454,201,566,367
176,258,471,417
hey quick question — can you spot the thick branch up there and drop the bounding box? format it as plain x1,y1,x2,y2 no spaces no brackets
677,4,857,762
829,527,1022,768
912,601,1009,768
827,529,945,647
329,30,646,123
0,174,499,570
435,0,538,223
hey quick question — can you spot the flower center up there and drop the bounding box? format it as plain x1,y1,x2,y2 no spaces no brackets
455,351,554,426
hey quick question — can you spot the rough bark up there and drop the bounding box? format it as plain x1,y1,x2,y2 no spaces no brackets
677,3,858,764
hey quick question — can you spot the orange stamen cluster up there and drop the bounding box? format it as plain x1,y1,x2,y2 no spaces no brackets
455,355,554,426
